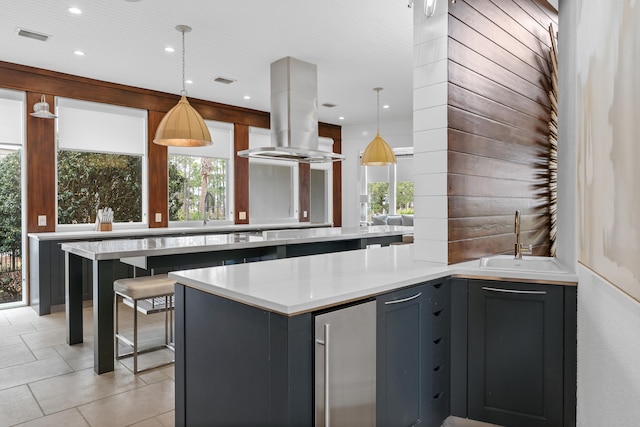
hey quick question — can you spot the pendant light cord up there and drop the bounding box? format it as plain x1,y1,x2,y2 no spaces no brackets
374,87,383,134
181,28,186,96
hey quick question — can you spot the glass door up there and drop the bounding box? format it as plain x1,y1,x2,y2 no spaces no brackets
0,89,25,308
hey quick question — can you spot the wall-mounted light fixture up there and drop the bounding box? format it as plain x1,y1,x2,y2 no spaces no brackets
408,0,455,16
153,25,212,147
30,95,57,119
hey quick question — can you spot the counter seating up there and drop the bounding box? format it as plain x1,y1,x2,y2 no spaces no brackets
114,274,175,374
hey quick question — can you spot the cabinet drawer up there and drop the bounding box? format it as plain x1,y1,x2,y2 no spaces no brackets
431,336,448,368
432,362,447,394
426,282,447,311
431,308,447,338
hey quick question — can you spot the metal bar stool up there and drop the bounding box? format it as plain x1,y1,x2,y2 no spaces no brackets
114,274,175,374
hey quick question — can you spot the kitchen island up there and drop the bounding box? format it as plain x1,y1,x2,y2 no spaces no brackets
60,225,413,374
28,221,332,315
170,245,577,427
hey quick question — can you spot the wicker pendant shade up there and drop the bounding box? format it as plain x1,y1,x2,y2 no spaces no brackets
361,132,396,166
153,95,211,146
153,25,212,147
361,87,396,166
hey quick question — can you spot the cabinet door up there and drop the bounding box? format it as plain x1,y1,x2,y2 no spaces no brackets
377,285,429,427
468,281,564,427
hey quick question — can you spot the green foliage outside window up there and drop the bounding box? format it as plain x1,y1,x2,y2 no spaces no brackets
367,181,414,219
57,151,142,224
168,155,227,222
396,181,414,214
0,149,22,303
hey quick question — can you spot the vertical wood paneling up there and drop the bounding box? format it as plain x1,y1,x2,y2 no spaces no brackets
234,124,250,224
26,92,56,233
147,111,168,228
319,123,342,227
298,163,310,222
447,0,556,263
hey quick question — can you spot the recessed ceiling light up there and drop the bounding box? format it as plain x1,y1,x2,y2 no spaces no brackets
165,46,175,53
339,116,345,121
243,95,251,100
68,7,82,14
383,104,390,109
74,50,85,56
185,79,193,85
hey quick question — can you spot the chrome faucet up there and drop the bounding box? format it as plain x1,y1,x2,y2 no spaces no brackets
514,210,532,259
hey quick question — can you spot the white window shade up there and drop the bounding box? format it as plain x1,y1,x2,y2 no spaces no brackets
0,89,25,145
57,98,146,155
168,120,232,159
248,127,270,149
396,155,414,182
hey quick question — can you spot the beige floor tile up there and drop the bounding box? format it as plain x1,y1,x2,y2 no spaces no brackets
21,326,67,351
54,339,94,361
3,307,42,324
78,380,174,427
0,355,72,391
0,334,22,348
156,410,175,427
30,312,68,332
13,408,90,427
0,385,43,427
118,347,175,374
0,321,36,338
0,313,10,327
0,341,36,369
128,417,165,427
32,346,60,360
29,365,144,415
137,367,174,386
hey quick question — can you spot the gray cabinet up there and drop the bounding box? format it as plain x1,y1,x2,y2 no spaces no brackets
466,280,569,427
376,280,449,427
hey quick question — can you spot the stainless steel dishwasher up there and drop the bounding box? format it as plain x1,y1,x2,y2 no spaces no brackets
315,300,376,427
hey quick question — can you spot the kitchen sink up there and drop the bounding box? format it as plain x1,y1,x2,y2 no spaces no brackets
479,255,567,273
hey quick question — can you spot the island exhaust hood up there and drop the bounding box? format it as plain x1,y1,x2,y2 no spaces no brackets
237,57,344,163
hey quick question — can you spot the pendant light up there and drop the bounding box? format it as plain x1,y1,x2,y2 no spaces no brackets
153,25,212,147
361,87,396,166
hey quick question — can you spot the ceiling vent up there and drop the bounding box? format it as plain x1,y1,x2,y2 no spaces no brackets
16,28,50,42
213,76,236,85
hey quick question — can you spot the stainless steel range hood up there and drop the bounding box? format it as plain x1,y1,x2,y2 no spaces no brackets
238,57,344,163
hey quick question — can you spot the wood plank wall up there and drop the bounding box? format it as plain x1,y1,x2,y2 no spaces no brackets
447,0,557,263
0,60,342,232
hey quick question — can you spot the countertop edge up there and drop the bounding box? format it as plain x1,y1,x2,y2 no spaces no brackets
169,247,578,317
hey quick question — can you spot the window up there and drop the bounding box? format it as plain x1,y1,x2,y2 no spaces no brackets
56,98,147,226
248,127,298,223
168,121,233,224
361,147,414,223
0,88,25,307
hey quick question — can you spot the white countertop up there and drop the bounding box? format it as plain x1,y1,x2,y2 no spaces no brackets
60,226,414,260
169,245,578,316
28,221,333,241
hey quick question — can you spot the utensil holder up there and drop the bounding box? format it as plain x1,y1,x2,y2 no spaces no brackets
99,222,112,231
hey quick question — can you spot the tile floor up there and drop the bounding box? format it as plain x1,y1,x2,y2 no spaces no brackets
0,305,174,427
0,304,499,427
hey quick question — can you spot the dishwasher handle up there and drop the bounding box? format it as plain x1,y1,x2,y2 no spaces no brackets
316,323,331,427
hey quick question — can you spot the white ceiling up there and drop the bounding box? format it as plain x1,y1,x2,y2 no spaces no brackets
0,0,415,128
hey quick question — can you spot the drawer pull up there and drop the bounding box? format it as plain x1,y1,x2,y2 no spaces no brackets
482,286,547,295
433,391,444,399
433,364,442,372
433,309,443,317
433,337,443,344
384,292,422,305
